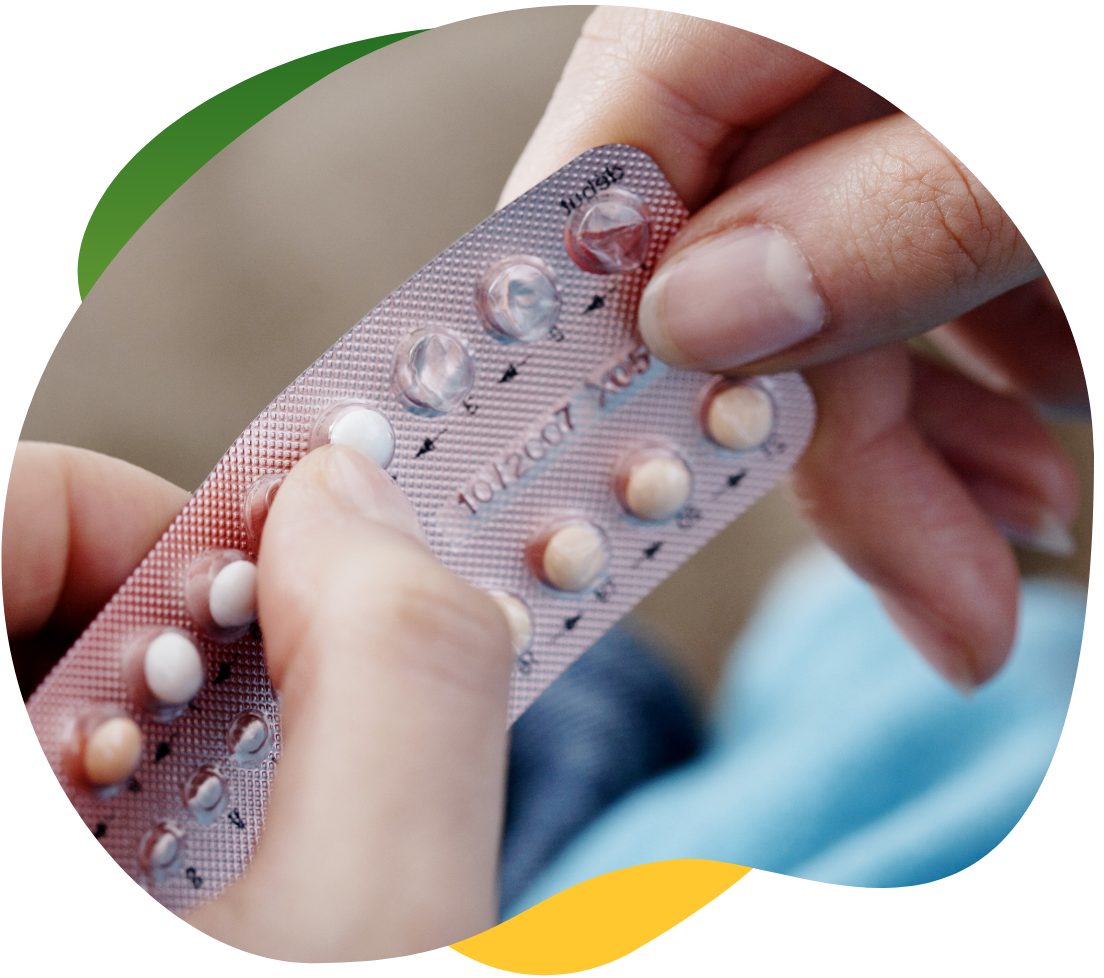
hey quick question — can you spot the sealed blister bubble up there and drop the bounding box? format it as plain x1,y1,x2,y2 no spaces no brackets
700,377,776,451
183,766,229,826
487,591,534,656
26,145,815,914
121,627,205,722
392,328,476,414
311,401,395,467
185,550,257,642
228,711,273,767
63,706,143,791
242,473,284,552
613,443,693,522
528,519,610,593
564,187,651,274
476,256,562,342
139,822,185,884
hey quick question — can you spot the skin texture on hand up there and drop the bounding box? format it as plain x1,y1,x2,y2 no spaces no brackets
502,7,1083,687
4,442,514,961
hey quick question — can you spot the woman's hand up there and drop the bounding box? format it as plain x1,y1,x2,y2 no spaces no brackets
501,7,1083,688
4,441,514,961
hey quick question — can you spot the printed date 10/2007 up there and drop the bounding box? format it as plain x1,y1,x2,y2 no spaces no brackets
458,404,574,515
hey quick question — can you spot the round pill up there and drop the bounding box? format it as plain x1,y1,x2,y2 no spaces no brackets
392,328,476,414
184,767,228,825
228,711,273,766
539,522,608,592
138,823,184,881
144,631,205,705
329,407,395,467
564,188,651,275
477,256,562,341
704,382,775,450
208,559,258,629
488,592,533,656
82,716,142,786
623,454,692,522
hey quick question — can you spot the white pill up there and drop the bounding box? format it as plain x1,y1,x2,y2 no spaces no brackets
144,631,204,705
228,711,272,766
208,560,258,629
623,455,692,521
149,831,178,868
192,773,223,810
329,407,395,467
138,823,184,880
705,383,774,450
488,592,533,656
83,716,142,786
541,522,608,592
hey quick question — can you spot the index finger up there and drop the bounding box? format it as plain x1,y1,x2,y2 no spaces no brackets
499,7,831,209
3,442,190,643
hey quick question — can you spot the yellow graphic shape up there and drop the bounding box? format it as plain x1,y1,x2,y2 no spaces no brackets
452,859,750,974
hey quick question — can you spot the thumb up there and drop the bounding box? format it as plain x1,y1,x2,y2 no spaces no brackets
186,445,513,962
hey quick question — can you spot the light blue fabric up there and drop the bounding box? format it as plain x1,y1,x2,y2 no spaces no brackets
506,548,1085,917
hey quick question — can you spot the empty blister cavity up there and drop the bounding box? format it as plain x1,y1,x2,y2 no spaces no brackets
183,767,229,825
565,188,651,275
139,822,185,884
528,519,610,593
242,473,285,551
487,591,534,656
476,255,562,342
614,444,693,522
122,627,205,721
392,328,476,414
311,402,395,467
64,706,143,790
228,711,273,767
700,378,776,450
185,550,257,642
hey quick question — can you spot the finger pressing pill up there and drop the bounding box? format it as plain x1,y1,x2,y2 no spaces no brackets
242,472,284,551
393,328,476,413
614,446,693,521
565,188,651,275
529,520,609,592
487,591,534,656
208,560,258,629
701,379,775,450
313,403,396,467
83,715,143,786
144,631,205,706
477,256,562,341
185,550,257,642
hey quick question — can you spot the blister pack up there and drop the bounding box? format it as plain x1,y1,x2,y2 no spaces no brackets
25,145,814,913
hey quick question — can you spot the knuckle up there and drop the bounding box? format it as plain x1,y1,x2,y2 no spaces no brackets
849,127,1028,295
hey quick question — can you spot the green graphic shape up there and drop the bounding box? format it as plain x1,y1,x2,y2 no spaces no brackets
78,31,423,299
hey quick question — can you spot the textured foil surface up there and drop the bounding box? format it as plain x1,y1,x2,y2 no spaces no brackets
26,145,815,913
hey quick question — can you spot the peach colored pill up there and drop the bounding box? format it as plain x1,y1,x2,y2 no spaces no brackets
624,455,692,521
706,383,774,450
542,523,607,592
83,716,142,786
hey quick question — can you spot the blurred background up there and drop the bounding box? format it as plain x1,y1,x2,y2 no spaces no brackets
18,6,1092,708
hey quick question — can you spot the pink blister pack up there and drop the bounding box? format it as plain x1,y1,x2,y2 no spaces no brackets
25,144,815,913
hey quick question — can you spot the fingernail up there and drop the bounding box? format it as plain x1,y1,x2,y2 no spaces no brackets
1003,509,1076,558
314,445,426,541
876,590,980,693
638,224,827,370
